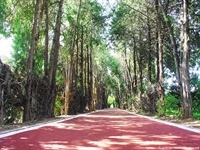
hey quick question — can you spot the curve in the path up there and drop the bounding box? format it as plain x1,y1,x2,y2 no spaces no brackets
0,109,200,150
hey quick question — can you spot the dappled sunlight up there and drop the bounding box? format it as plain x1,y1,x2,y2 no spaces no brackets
48,123,76,130
85,114,138,119
41,144,68,149
20,137,28,140
40,141,68,150
133,139,174,146
76,146,101,150
88,139,128,148
0,109,200,150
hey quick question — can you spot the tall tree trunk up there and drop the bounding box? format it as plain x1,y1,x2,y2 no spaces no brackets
159,2,181,87
24,0,40,122
0,62,10,125
147,13,152,85
44,0,49,78
87,44,91,109
79,25,84,112
47,0,63,117
132,37,137,95
180,0,192,119
89,43,94,111
137,33,143,110
155,0,165,114
65,0,82,115
124,44,132,97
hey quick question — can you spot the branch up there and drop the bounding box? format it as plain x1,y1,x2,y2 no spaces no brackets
121,2,156,22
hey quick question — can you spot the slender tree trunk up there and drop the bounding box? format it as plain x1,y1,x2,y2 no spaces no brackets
87,44,91,109
147,13,152,85
89,43,94,111
136,33,143,109
24,0,40,122
180,0,192,119
132,37,137,95
124,44,132,97
47,0,63,117
44,0,49,78
65,0,82,115
79,25,84,112
0,88,3,125
155,0,165,114
159,2,181,87
0,62,10,125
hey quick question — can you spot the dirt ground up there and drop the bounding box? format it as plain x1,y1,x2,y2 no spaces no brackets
0,116,67,134
159,116,200,129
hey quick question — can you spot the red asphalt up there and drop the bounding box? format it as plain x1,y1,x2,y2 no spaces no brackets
0,109,200,150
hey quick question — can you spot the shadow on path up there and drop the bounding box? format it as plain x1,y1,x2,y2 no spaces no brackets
0,109,200,150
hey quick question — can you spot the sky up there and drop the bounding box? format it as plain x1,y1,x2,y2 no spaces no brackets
0,35,13,62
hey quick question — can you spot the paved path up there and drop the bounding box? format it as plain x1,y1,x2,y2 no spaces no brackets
0,109,200,150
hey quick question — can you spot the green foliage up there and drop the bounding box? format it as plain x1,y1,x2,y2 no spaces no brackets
107,95,116,108
191,81,200,119
0,1,9,35
54,98,62,116
165,93,181,116
156,99,165,117
156,93,181,117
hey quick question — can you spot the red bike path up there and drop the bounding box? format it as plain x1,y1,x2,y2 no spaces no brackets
0,108,200,150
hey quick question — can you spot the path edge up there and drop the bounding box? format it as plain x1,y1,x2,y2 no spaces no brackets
0,109,103,139
122,109,200,134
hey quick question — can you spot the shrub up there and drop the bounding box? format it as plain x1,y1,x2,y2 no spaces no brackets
164,93,182,117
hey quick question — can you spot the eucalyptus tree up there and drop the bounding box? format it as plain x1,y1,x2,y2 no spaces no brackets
63,0,106,114
110,0,163,112
5,0,65,121
179,0,192,118
157,0,198,118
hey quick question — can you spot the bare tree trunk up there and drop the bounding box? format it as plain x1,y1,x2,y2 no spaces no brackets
79,25,85,112
155,0,165,114
44,0,49,78
136,34,143,110
0,88,3,125
24,0,40,122
65,0,82,115
159,2,181,87
147,13,152,85
132,37,137,95
47,0,63,117
180,0,192,119
89,44,94,111
124,44,132,97
0,61,10,125
87,44,91,109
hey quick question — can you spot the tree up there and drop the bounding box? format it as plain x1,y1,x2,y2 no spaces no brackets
180,0,192,118
47,0,64,117
24,0,40,122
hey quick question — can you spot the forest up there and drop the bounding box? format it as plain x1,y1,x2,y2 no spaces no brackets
0,0,200,125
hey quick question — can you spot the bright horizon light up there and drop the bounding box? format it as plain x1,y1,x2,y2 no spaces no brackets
0,35,13,62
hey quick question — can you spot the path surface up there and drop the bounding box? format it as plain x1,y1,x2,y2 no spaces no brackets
0,109,200,150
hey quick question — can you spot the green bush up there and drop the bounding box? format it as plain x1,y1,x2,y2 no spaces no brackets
165,93,182,117
157,93,182,117
54,98,62,116
156,99,165,117
107,95,116,108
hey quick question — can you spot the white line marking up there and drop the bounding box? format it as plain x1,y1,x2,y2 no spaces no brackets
0,110,102,139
